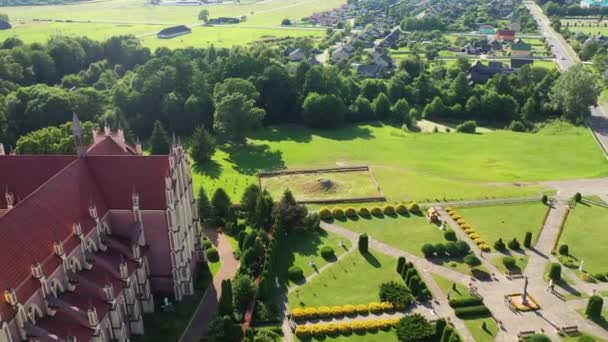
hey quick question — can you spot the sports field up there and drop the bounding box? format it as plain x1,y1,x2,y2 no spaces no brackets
194,121,608,203
0,0,340,47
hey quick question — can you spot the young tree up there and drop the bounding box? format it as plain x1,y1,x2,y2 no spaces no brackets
198,9,210,24
358,233,369,254
253,190,274,230
198,186,212,224
372,93,391,120
523,232,532,248
585,295,603,319
391,99,411,126
211,188,232,226
149,120,171,155
550,65,599,123
213,93,265,144
275,190,307,232
395,314,434,342
218,279,233,316
240,184,261,218
548,262,561,281
190,126,216,165
232,273,256,312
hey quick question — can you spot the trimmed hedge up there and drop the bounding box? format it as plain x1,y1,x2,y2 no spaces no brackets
203,239,213,249
383,205,396,215
371,207,383,217
396,203,409,215
291,302,399,321
332,208,345,219
502,256,516,269
406,201,421,214
321,246,335,260
449,297,484,308
345,207,358,218
358,207,371,217
453,305,491,318
206,247,219,262
294,317,400,337
319,207,332,220
288,266,304,282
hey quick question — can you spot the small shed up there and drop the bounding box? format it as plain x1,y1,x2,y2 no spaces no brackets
157,25,192,39
0,20,11,31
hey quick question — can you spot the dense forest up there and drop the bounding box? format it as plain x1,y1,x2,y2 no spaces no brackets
0,34,598,157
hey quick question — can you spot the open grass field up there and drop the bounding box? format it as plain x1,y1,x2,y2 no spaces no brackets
337,214,445,257
562,332,608,342
431,273,469,300
287,250,401,309
305,330,399,342
559,203,608,275
274,227,351,287
463,317,499,342
260,170,381,202
456,202,549,251
561,19,608,35
490,254,528,274
194,121,608,204
0,0,340,47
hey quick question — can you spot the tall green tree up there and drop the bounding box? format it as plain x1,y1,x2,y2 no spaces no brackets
198,9,210,24
15,121,94,154
213,94,265,144
191,126,216,166
149,120,171,155
550,65,599,123
301,92,346,128
211,188,232,226
253,190,274,230
275,189,307,232
391,99,411,127
232,273,256,312
197,186,212,224
240,184,261,218
372,93,391,120
218,279,233,316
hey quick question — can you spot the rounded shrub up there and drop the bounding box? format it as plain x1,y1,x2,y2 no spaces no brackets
319,207,333,220
421,243,436,258
558,244,569,256
371,207,383,217
480,244,491,252
434,243,447,257
358,207,371,217
524,231,532,248
507,238,521,250
288,266,304,282
494,238,506,251
528,334,551,342
445,241,459,257
468,233,480,240
444,229,457,241
406,201,421,214
396,203,409,215
356,304,369,315
206,247,219,262
502,256,516,269
345,207,358,218
464,254,481,267
456,218,466,225
383,205,396,215
321,246,336,260
456,240,471,255
332,208,345,219
594,273,607,282
203,239,213,249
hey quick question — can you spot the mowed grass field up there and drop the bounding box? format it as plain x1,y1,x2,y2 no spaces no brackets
194,121,608,203
561,19,608,35
559,203,608,275
456,202,549,250
0,0,340,47
260,170,381,202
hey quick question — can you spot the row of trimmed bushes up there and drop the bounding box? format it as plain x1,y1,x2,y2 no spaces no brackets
453,305,491,318
291,302,402,321
445,207,491,252
397,258,431,300
448,297,484,308
295,317,400,338
319,202,421,220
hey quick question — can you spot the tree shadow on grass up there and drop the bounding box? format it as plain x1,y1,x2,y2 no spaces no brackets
223,143,285,175
251,124,313,143
471,268,492,281
588,315,608,330
192,159,223,179
363,252,382,268
314,124,374,141
556,279,583,298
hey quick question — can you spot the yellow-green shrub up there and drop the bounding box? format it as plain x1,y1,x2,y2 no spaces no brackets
473,238,484,245
396,203,408,215
356,304,369,314
342,304,357,316
456,218,466,225
304,307,318,319
318,306,331,318
319,207,332,220
480,244,491,252
468,232,480,239
330,306,344,317
345,207,358,218
295,325,311,337
370,207,383,217
450,213,461,220
338,322,352,334
445,207,454,212
368,302,384,314
358,207,370,217
383,205,396,215
291,308,306,320
332,208,345,219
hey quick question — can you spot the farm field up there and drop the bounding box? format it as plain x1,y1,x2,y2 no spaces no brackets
456,202,549,251
260,170,381,202
559,203,608,275
561,19,608,35
0,0,340,47
193,121,608,203
287,250,401,309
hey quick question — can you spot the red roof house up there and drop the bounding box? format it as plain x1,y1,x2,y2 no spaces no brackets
496,29,516,41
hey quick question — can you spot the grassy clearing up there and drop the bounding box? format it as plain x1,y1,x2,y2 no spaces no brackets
275,227,352,287
463,317,499,342
209,260,222,277
0,0,340,46
490,254,529,275
431,273,469,300
193,121,608,203
310,330,399,342
577,308,608,331
559,203,608,275
337,214,446,257
260,170,381,202
561,19,608,35
456,202,548,251
287,250,401,309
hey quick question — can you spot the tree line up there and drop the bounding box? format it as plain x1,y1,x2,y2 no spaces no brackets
0,34,598,158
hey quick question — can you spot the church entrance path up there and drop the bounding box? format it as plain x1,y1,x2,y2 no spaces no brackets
180,232,240,342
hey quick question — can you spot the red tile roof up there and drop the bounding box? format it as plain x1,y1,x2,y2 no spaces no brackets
86,156,169,210
87,136,136,156
0,155,76,208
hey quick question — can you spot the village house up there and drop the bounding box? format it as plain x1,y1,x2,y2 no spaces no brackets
467,60,515,85
0,116,202,342
496,29,516,41
353,63,385,78
0,20,11,30
331,43,354,63
288,48,306,62
156,25,192,39
479,24,496,35
376,27,401,49
509,39,532,56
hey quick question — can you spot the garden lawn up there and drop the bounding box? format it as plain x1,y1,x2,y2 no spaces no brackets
260,170,381,202
577,308,608,331
337,214,446,257
299,330,399,342
275,227,352,287
456,202,549,251
559,203,608,275
431,273,469,300
192,121,608,203
287,250,401,309
463,317,499,342
562,332,608,342
490,254,529,275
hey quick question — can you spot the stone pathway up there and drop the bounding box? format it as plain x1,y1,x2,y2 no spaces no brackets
180,231,239,342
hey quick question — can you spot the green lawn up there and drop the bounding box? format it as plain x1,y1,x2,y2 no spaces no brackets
275,227,352,287
298,330,399,342
562,332,608,342
457,202,549,250
288,250,401,309
559,203,608,275
209,260,222,277
337,214,445,257
260,170,381,202
0,0,339,47
193,121,608,204
431,273,469,300
561,19,608,35
490,254,529,275
577,308,608,331
463,317,499,342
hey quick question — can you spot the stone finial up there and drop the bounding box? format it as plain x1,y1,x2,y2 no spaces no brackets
4,188,14,209
31,261,43,279
87,304,99,327
3,288,17,307
0,143,4,156
135,138,143,155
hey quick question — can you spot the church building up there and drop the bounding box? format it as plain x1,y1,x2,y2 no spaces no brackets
0,115,202,341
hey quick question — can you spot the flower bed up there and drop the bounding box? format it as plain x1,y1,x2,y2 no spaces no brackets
291,301,401,321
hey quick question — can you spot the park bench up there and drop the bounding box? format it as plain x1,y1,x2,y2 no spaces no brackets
517,330,536,340
561,326,579,335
